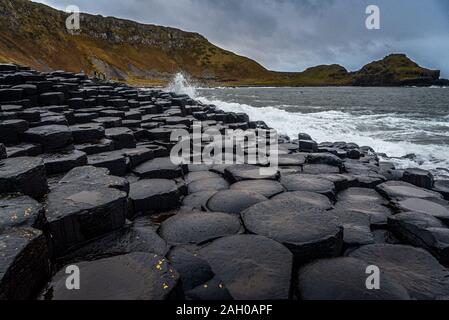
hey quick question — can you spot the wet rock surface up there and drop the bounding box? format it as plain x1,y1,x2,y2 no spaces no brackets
0,64,447,300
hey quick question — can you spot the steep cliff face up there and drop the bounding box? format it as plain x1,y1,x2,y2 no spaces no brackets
0,0,444,86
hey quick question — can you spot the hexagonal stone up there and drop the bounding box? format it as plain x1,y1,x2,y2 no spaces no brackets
93,117,122,128
70,123,105,143
0,194,46,231
6,143,42,158
230,180,284,198
105,127,136,149
198,235,293,300
277,153,306,166
302,164,340,174
88,151,127,176
0,119,29,145
395,198,449,224
42,150,87,175
389,212,449,265
271,191,333,210
281,174,336,199
224,164,280,183
242,199,343,261
129,179,180,215
133,157,183,179
335,188,392,227
297,258,410,300
0,228,50,300
0,157,48,199
317,174,358,192
182,191,217,210
330,209,374,247
188,178,230,193
46,176,128,256
206,190,267,214
305,153,343,168
23,125,73,152
402,168,434,190
159,211,244,245
40,253,179,300
75,138,114,155
377,181,442,201
185,171,221,184
349,244,449,300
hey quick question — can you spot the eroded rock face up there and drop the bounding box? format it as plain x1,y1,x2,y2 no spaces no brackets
40,253,180,300
298,258,410,300
198,235,293,300
349,244,449,300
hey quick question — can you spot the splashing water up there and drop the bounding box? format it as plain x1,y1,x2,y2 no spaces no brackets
165,73,198,99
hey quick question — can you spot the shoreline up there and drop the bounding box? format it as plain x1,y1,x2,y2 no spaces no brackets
1,64,449,300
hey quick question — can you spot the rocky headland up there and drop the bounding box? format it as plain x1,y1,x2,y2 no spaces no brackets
1,64,449,300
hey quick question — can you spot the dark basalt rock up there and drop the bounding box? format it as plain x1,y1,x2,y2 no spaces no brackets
159,211,244,245
230,180,285,198
39,92,65,105
0,194,46,231
389,212,449,265
46,171,128,256
330,209,374,247
349,244,449,300
23,125,73,152
298,139,318,152
335,188,393,227
0,156,48,199
129,179,180,215
88,151,128,176
242,199,343,261
40,253,179,300
198,235,293,300
402,168,434,190
224,164,280,183
185,276,233,301
317,173,358,191
0,119,29,145
206,190,267,214
93,117,122,128
75,138,114,155
302,164,341,174
305,153,343,168
42,150,87,175
182,191,217,210
281,174,336,200
188,177,230,194
434,180,449,200
271,191,333,210
297,258,410,300
70,123,105,143
0,228,50,300
105,127,137,149
185,171,221,184
277,153,306,166
0,143,6,159
133,157,183,179
6,143,42,158
395,198,449,223
377,181,442,200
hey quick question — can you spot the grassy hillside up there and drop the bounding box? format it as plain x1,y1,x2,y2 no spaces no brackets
0,0,442,87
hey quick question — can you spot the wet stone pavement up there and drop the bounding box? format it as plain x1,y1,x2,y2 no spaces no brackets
1,64,449,300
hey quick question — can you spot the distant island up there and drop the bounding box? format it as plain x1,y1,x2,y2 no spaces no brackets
0,0,448,87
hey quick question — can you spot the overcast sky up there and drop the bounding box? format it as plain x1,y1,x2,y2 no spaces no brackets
34,0,449,77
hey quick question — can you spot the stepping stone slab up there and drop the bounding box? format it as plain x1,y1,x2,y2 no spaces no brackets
0,194,46,231
302,164,340,174
272,191,333,210
207,190,267,214
402,168,434,190
70,123,105,143
133,157,183,179
242,199,343,261
75,138,114,155
0,119,29,145
305,153,343,167
40,253,179,300
105,127,136,149
42,150,87,175
0,157,48,199
6,143,42,158
0,228,50,300
224,164,280,183
129,179,180,214
23,125,73,152
88,151,127,176
160,211,244,245
395,198,449,224
297,257,410,300
389,212,449,265
230,180,285,198
188,177,230,194
199,235,293,300
281,174,336,199
349,244,449,300
185,171,221,184
335,188,392,226
182,191,217,210
46,177,128,256
377,181,442,200
330,209,374,247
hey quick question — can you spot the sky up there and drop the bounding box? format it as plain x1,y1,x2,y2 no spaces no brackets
34,0,449,77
